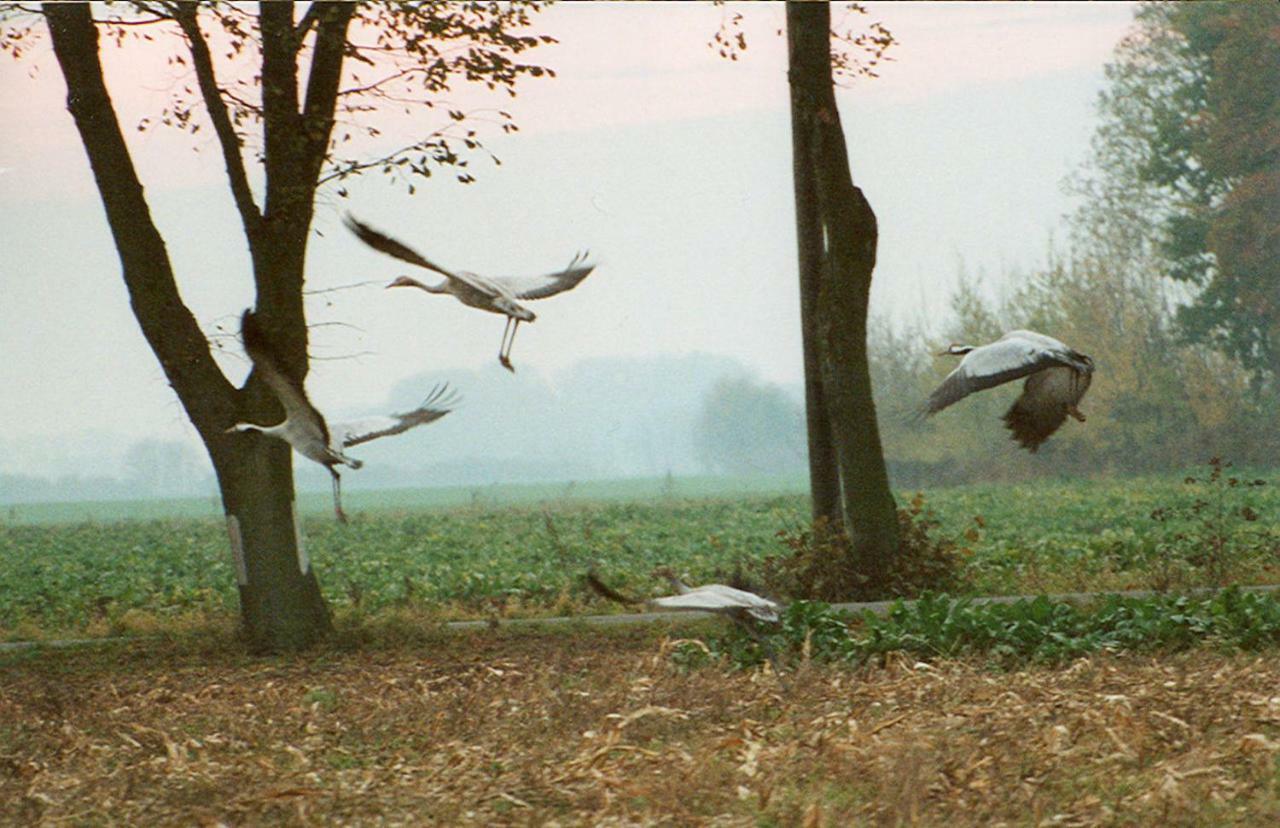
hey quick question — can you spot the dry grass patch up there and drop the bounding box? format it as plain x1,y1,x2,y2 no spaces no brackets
2,628,1279,826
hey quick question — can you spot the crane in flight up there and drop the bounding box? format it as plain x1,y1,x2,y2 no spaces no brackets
647,566,782,624
585,565,787,681
343,214,597,372
923,329,1095,452
587,566,782,623
227,309,457,522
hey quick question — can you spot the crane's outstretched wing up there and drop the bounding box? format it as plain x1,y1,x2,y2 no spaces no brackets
344,214,458,278
240,309,330,445
333,383,458,448
490,251,597,301
924,338,1073,416
344,214,513,298
650,585,781,623
1003,365,1094,452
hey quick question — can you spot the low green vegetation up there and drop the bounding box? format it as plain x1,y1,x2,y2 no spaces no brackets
689,588,1280,671
1,468,1275,641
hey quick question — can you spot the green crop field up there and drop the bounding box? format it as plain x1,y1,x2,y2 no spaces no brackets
1,470,1277,640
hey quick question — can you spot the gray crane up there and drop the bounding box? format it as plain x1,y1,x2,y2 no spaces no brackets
227,309,457,522
924,329,1095,452
343,214,596,372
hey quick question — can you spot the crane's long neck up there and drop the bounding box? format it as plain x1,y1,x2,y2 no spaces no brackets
661,572,693,594
391,275,449,294
227,421,287,439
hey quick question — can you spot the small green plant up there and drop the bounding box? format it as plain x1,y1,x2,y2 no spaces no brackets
1149,457,1271,588
761,493,969,602
302,687,339,711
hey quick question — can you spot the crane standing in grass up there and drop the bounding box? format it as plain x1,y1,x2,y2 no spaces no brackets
923,330,1095,452
343,214,597,372
228,309,457,522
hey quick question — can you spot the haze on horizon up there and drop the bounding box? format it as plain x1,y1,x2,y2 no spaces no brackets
0,2,1137,493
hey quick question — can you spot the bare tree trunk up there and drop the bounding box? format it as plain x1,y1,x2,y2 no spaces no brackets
45,2,332,651
212,441,331,651
786,4,842,526
786,1,899,589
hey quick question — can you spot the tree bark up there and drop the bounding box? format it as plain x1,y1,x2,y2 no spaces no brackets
786,1,900,588
45,2,332,652
211,439,332,652
786,3,842,527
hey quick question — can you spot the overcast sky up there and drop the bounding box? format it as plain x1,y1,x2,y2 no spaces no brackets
0,2,1136,477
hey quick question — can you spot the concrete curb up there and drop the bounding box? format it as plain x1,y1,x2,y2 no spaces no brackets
5,584,1279,654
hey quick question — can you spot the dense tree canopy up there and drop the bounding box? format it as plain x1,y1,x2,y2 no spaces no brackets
1076,2,1280,386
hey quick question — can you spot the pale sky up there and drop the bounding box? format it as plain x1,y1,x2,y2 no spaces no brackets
0,2,1137,478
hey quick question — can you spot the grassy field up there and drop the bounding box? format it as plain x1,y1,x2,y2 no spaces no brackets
1,469,1277,641
3,471,1279,824
3,628,1279,825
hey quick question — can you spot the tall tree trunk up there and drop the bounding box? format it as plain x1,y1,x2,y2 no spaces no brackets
786,4,842,526
45,2,332,652
786,1,899,588
211,440,331,651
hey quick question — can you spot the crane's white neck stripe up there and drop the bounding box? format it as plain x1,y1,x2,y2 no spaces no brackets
225,515,248,586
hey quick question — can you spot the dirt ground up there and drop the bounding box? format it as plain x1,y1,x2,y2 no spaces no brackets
2,625,1279,826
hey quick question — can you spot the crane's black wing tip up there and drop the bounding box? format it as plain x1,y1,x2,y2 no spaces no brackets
584,570,642,608
239,308,271,357
341,212,368,234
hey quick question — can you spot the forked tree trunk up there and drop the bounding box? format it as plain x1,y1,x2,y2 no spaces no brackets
786,5,842,527
786,1,900,588
46,3,332,651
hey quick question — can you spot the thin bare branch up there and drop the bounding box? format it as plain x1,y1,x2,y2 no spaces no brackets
318,123,477,186
171,3,262,241
91,14,168,27
303,279,386,295
310,350,377,362
337,65,424,98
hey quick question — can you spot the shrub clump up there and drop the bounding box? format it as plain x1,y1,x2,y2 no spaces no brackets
761,492,970,602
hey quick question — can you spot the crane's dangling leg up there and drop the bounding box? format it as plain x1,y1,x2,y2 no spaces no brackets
329,468,348,524
1068,405,1087,423
735,616,790,693
506,320,521,367
498,316,518,373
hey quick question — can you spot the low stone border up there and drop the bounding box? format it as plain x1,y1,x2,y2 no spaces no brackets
4,584,1278,652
